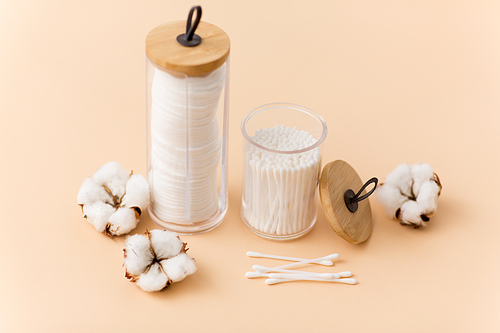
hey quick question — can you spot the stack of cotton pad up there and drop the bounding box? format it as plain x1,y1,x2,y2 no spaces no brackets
243,125,320,236
150,64,226,224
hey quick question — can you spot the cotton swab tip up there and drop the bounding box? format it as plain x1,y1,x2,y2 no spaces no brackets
325,253,340,260
252,265,268,272
340,278,357,284
337,271,352,277
246,251,261,257
245,272,261,278
265,279,282,285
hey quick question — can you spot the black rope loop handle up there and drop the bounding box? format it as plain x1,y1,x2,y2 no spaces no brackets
177,6,202,47
344,177,378,213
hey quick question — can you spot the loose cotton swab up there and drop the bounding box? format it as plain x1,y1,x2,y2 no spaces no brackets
266,253,339,270
246,251,335,266
245,271,336,279
268,272,352,279
252,265,341,279
266,277,358,285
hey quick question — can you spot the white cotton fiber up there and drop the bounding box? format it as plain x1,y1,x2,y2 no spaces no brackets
400,200,426,226
77,177,112,206
121,174,150,211
124,234,154,276
136,263,169,292
383,164,413,197
83,201,116,233
161,252,197,283
149,229,183,259
92,161,130,200
411,163,434,197
107,208,138,236
375,185,407,218
416,180,440,213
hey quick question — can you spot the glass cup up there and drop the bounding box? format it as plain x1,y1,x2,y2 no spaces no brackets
240,103,327,240
146,57,230,235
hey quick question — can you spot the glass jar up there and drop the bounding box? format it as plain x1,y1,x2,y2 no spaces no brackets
241,103,328,240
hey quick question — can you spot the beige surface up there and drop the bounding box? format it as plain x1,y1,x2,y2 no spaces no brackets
1,1,499,332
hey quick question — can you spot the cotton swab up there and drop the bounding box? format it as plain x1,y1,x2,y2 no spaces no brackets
268,273,352,280
251,265,341,278
245,271,336,279
251,266,351,278
266,253,339,270
246,251,335,266
265,277,358,285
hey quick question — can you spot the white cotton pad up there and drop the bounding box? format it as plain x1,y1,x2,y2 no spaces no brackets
149,64,226,224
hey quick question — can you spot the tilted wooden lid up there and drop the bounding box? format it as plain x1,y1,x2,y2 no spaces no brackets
319,160,374,244
146,20,230,77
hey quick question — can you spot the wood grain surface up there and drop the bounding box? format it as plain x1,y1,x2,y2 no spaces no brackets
319,160,372,244
146,20,230,76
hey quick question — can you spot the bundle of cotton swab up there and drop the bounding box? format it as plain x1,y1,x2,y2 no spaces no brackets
242,126,320,236
246,251,357,285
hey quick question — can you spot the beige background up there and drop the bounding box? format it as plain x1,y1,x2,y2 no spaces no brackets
1,0,499,332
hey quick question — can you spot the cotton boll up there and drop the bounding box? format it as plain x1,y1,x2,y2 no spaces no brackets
161,252,197,283
149,229,184,259
78,161,151,237
124,229,196,292
136,263,170,292
376,163,442,228
83,201,116,233
107,208,139,236
383,164,413,197
77,177,113,206
400,201,427,227
411,163,434,197
416,180,440,214
124,234,154,276
121,174,150,212
375,185,408,218
92,161,130,200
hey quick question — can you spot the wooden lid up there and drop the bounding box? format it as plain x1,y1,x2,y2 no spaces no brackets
319,160,373,244
146,20,230,76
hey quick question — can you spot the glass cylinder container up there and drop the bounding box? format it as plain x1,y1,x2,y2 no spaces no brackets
145,14,230,234
241,103,328,240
